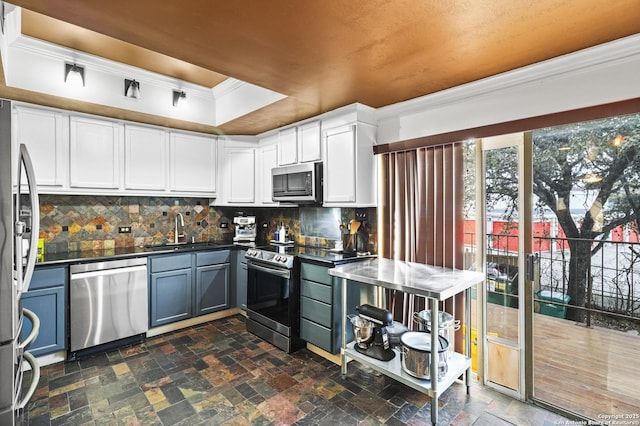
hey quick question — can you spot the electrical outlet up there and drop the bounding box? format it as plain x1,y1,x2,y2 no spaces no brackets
262,222,269,228
220,222,229,228
118,226,131,234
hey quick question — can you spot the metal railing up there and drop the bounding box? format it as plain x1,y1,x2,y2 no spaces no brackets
466,232,640,328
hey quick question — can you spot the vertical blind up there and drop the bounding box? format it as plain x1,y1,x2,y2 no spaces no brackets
379,142,465,348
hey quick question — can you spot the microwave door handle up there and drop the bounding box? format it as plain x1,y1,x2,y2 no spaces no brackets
17,144,40,292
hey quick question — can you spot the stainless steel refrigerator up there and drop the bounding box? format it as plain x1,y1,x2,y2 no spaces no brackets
0,100,41,425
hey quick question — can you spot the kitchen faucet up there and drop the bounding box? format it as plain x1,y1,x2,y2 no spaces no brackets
174,213,185,244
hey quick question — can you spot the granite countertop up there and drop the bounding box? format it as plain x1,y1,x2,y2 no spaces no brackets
36,241,238,266
329,258,485,300
36,241,377,267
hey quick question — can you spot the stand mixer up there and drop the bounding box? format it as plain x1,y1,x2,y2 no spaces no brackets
351,304,396,361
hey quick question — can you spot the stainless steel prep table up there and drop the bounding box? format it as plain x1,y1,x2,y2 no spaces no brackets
329,258,484,425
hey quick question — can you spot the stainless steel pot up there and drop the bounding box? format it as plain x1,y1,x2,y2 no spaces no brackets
413,309,460,360
348,315,374,349
400,331,449,380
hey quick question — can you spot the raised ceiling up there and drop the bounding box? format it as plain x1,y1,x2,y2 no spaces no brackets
3,0,640,135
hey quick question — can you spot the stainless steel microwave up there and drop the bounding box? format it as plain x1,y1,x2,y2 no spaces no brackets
272,162,322,204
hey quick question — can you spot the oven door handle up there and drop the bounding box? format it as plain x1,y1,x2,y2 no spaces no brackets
247,261,291,279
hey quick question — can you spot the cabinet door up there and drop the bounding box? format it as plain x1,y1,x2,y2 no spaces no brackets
13,106,68,189
324,125,356,203
258,144,278,205
299,121,321,163
169,132,217,194
228,148,255,203
125,125,167,191
22,286,65,356
278,127,298,165
69,116,121,189
150,269,193,327
195,263,230,315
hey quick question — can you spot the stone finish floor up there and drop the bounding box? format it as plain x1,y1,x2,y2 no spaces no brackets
25,315,569,425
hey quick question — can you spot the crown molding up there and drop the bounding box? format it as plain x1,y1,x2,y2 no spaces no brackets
377,33,640,120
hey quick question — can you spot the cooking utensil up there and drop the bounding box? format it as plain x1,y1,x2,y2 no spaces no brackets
413,310,460,360
348,315,374,349
349,219,361,234
400,331,449,380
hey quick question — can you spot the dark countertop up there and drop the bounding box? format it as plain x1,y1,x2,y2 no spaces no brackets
296,247,377,266
36,241,239,266
36,241,376,267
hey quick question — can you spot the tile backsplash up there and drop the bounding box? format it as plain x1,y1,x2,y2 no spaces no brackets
38,195,377,254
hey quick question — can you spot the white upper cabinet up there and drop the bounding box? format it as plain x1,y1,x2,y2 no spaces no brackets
13,105,68,191
258,141,278,205
124,125,167,191
69,115,121,189
227,148,255,203
169,132,217,195
323,121,377,207
298,121,321,163
277,127,298,165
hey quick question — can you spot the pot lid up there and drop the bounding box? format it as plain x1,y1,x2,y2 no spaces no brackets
414,310,455,326
400,331,449,353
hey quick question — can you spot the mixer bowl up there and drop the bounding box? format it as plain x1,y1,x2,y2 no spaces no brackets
348,315,374,349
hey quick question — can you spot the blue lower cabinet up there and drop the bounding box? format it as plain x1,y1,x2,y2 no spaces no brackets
22,265,67,356
150,268,193,327
196,264,230,315
299,261,359,354
149,250,231,328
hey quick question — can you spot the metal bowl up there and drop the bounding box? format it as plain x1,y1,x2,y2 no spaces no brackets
349,315,374,349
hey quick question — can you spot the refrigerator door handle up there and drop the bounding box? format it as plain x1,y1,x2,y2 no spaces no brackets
16,144,40,292
20,308,40,350
17,351,40,410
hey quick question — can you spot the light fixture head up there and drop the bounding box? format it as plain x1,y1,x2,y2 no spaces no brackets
172,90,186,107
64,63,85,87
125,79,140,99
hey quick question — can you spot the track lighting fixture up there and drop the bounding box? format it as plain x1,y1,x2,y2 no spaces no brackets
64,63,85,87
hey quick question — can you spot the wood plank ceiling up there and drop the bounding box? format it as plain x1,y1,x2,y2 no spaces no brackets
3,0,640,135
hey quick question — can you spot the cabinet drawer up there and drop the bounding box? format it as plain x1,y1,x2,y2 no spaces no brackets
300,318,331,352
31,266,67,290
196,250,230,266
301,296,331,328
150,253,192,273
301,279,331,304
300,262,331,285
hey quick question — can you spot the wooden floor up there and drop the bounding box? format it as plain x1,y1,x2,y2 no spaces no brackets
484,304,640,421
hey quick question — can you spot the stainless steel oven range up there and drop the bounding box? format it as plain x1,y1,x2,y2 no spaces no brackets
245,245,305,353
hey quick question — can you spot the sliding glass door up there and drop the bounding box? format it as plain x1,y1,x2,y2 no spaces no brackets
479,133,533,400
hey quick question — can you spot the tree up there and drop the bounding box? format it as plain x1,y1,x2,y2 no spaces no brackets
484,113,640,321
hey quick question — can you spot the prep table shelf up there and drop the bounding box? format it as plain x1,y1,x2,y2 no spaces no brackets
344,341,471,398
330,258,484,425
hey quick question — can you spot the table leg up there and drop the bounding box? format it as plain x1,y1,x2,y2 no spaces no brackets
341,277,348,377
430,298,439,425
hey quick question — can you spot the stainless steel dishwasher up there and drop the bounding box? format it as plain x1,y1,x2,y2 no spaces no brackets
69,257,148,358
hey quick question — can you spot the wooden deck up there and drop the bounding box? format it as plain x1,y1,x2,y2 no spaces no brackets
484,304,640,420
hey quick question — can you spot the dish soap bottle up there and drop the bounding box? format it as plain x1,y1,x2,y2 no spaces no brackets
279,222,286,243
